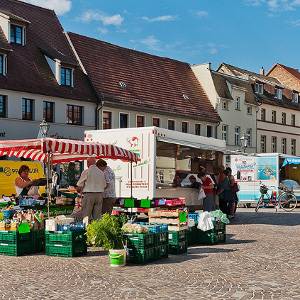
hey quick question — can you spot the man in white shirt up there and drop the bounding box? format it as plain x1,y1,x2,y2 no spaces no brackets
76,157,106,221
96,159,116,214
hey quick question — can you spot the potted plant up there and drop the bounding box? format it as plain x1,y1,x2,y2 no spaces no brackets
87,213,127,267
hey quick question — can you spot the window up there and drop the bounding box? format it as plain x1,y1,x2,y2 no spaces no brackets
102,111,112,129
261,108,266,121
10,24,23,45
43,101,54,123
222,125,228,143
195,124,201,136
246,128,252,147
61,67,73,86
247,106,252,115
255,83,263,94
22,98,34,120
235,97,241,110
281,138,287,154
136,115,145,127
119,113,128,128
291,114,296,127
67,105,83,125
153,117,160,127
271,110,276,123
282,112,286,125
234,127,240,146
260,135,266,153
0,95,6,118
222,100,228,110
182,122,188,133
275,88,282,100
271,136,277,153
0,54,6,75
168,120,175,130
292,92,299,103
291,139,296,156
207,125,212,138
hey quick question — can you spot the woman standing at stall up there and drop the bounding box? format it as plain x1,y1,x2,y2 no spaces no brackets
198,167,215,212
218,168,232,215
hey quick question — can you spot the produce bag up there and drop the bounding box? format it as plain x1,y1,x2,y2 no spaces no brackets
210,210,230,224
197,211,214,231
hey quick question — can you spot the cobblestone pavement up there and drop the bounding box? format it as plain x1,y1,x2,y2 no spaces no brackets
1,208,300,300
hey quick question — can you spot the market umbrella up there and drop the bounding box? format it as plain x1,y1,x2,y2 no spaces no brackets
0,138,139,217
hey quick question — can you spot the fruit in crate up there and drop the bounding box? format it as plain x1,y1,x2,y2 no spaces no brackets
122,223,148,234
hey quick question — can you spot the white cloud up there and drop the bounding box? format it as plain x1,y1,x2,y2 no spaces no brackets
289,19,300,26
142,15,177,22
246,0,300,11
97,27,109,35
81,10,124,26
23,0,71,15
140,35,161,51
195,10,208,17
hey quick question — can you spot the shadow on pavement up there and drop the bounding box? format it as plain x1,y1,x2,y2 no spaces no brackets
188,247,237,255
230,210,300,226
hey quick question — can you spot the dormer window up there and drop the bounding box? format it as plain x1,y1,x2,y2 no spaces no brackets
10,24,24,45
61,67,73,86
255,83,263,94
275,88,282,100
292,92,299,103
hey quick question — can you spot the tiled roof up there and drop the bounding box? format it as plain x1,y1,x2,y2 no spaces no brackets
220,63,282,86
219,63,300,111
273,64,300,82
0,0,97,102
68,32,220,123
211,71,257,105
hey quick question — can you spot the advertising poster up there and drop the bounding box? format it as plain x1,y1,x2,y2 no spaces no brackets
256,156,277,182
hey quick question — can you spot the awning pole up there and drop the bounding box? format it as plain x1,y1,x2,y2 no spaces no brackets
130,160,133,216
46,153,52,219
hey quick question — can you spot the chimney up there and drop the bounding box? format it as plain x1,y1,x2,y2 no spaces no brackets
259,66,265,75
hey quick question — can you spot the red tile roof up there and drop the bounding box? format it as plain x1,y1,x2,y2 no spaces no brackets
68,32,220,122
0,0,96,102
276,64,300,81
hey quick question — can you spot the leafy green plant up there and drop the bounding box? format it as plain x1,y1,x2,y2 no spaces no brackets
87,214,126,250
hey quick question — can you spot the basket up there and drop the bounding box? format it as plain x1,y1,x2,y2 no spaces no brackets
168,241,187,255
46,242,87,257
168,230,187,246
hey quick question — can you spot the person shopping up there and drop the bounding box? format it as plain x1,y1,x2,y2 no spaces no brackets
15,165,39,198
198,167,215,212
76,158,106,222
96,159,116,214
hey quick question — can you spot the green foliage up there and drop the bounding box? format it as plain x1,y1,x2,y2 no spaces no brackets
86,214,126,250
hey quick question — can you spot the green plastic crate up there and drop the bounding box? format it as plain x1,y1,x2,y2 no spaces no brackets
198,230,226,245
0,240,33,256
0,231,32,243
127,247,155,264
140,199,151,208
179,211,187,223
213,221,226,232
46,242,87,257
45,230,86,244
168,230,187,246
124,198,135,208
124,233,155,249
168,241,187,255
33,230,45,253
156,232,168,245
157,244,168,258
187,227,199,246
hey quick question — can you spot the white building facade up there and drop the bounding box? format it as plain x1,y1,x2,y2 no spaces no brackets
192,63,257,156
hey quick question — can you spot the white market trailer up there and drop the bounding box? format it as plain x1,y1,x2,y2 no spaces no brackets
85,127,225,204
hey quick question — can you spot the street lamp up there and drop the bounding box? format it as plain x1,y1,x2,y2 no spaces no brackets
240,134,248,153
38,119,50,138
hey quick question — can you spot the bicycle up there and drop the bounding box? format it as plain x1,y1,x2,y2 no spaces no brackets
255,184,298,212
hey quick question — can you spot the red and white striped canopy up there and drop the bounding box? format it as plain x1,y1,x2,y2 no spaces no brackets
0,138,139,164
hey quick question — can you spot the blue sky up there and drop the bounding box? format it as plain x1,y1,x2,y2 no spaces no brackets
26,0,300,73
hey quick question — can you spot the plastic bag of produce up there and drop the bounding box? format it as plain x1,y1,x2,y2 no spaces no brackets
197,211,214,231
210,210,230,224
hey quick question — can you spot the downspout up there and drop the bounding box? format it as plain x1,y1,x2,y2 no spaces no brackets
254,94,262,154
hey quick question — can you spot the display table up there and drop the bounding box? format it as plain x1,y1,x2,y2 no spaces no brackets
155,187,202,207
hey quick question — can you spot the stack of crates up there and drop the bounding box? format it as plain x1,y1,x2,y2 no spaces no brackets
124,229,168,264
168,230,187,254
197,220,226,245
0,231,34,256
45,230,87,257
32,229,45,253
